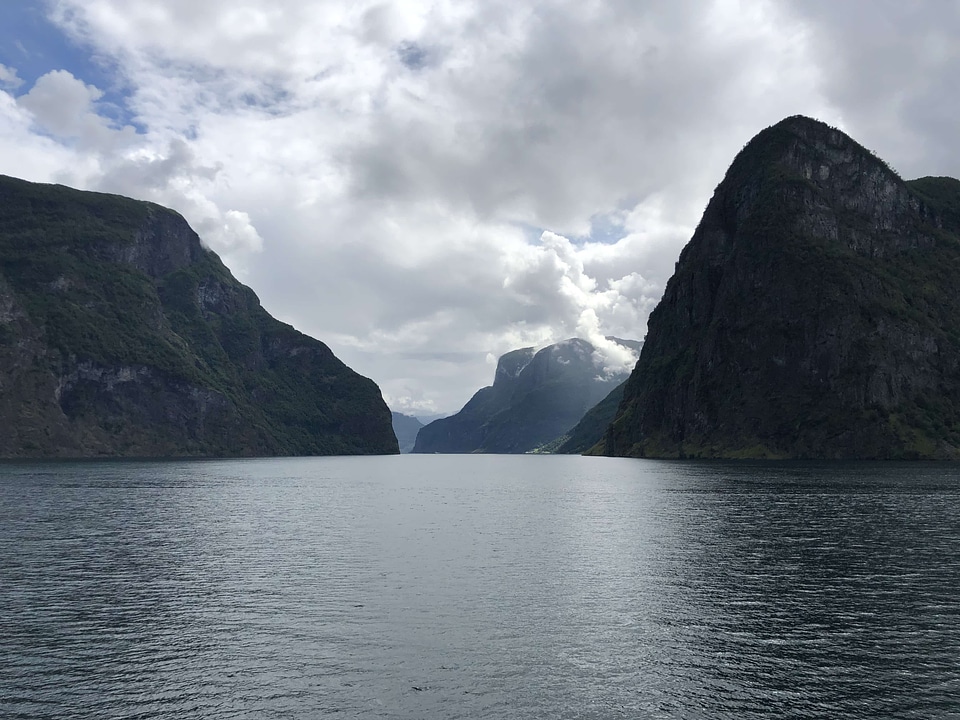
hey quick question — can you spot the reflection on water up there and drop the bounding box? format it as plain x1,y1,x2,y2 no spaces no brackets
2,456,959,719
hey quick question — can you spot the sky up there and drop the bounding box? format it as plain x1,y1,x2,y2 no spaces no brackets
1,1,959,417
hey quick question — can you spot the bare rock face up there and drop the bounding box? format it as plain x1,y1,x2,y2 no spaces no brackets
0,175,398,457
603,116,960,459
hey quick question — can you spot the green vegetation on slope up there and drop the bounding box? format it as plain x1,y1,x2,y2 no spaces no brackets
0,174,397,457
603,116,960,460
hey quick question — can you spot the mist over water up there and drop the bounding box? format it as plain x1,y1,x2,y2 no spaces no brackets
2,455,959,719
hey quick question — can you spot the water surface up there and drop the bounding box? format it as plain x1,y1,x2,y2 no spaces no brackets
2,455,959,718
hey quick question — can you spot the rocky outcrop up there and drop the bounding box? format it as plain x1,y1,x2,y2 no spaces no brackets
603,116,960,459
0,174,398,457
413,339,631,453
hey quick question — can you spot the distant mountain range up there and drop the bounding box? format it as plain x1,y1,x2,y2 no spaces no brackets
412,338,639,454
391,412,424,453
0,175,398,457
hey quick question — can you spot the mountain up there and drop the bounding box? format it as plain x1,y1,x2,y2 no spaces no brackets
602,115,960,459
543,339,644,453
0,175,398,457
412,347,535,453
548,379,628,454
413,339,632,454
391,412,424,453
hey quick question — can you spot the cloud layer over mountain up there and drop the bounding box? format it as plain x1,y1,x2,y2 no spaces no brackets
1,0,958,413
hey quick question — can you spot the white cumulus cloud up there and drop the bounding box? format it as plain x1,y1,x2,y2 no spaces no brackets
0,1,958,413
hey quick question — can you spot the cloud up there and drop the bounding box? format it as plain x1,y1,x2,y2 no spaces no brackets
4,69,262,265
93,139,264,258
0,0,832,412
782,1,960,179
0,64,22,90
2,1,959,414
17,69,137,150
96,137,220,192
0,77,86,181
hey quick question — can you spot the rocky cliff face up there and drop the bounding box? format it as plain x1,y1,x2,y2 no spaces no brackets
604,116,960,459
413,339,629,453
0,175,398,457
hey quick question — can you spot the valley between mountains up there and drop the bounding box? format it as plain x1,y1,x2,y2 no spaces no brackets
5,115,960,459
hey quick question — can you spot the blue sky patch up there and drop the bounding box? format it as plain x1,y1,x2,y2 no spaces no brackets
580,211,628,245
397,41,429,71
0,1,141,131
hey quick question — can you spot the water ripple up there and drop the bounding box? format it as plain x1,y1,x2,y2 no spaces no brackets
2,456,959,719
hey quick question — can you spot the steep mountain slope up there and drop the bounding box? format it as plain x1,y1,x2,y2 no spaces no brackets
413,339,629,453
411,347,536,453
549,380,627,454
0,175,398,457
603,116,960,459
391,412,424,453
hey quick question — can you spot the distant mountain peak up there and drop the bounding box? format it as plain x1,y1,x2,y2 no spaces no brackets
413,337,637,454
494,347,535,385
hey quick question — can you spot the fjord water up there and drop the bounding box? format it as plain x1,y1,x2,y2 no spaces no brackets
2,456,959,719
